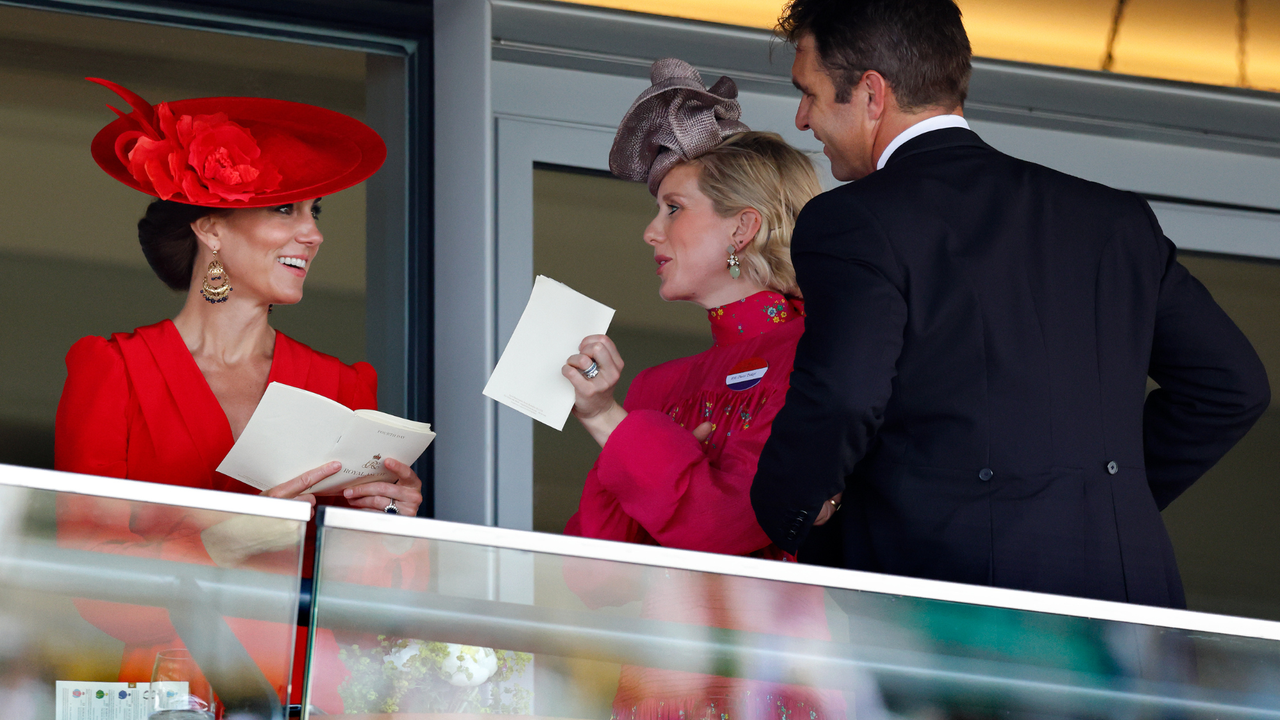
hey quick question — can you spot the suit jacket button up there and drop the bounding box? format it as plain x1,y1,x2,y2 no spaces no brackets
978,468,993,482
1107,461,1119,475
786,529,798,540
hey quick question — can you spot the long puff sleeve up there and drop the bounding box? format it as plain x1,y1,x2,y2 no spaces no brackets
56,336,130,478
562,464,653,609
590,394,781,557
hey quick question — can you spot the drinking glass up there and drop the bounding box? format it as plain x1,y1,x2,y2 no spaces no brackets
149,649,216,720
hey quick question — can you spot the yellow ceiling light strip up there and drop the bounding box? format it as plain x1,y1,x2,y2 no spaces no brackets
556,0,1280,92
561,0,781,30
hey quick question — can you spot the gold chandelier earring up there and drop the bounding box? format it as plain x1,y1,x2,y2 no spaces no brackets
726,245,741,279
201,250,232,304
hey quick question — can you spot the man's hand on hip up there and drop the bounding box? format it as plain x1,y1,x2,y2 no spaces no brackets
813,493,843,526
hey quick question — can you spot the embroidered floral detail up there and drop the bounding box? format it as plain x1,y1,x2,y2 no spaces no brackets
665,389,772,449
707,291,801,346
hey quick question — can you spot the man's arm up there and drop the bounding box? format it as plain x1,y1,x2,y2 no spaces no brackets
751,193,907,554
1142,207,1270,510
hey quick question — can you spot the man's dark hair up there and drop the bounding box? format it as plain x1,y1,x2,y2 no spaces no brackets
779,0,972,111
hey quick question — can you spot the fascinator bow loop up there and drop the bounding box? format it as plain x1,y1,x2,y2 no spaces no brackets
610,59,750,195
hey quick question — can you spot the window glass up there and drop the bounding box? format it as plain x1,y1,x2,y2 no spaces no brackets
1163,251,1280,622
0,5,370,470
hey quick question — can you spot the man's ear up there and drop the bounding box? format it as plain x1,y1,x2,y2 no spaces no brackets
191,214,222,254
862,70,890,121
732,207,763,248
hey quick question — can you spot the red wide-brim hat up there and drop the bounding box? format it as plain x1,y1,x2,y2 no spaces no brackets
88,78,386,208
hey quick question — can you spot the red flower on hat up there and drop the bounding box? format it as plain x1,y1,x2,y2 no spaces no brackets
122,102,281,204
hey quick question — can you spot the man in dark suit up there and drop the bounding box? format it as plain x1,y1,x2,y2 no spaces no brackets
751,0,1270,607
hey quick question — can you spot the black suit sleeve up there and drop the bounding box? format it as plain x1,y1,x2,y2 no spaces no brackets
752,192,907,554
1142,203,1270,510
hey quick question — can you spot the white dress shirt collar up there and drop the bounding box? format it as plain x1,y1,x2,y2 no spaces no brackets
876,114,970,170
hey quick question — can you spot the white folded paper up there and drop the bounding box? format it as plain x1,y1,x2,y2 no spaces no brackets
217,382,436,495
483,275,615,430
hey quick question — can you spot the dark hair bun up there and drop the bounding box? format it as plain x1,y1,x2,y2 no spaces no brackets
137,200,213,291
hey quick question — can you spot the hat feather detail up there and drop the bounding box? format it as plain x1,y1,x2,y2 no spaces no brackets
86,77,160,140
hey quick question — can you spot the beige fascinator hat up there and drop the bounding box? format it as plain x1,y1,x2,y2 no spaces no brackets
609,58,750,195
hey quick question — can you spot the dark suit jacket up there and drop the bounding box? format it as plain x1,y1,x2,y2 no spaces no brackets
751,127,1270,607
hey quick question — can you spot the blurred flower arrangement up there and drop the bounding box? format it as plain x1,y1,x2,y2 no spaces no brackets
338,636,533,714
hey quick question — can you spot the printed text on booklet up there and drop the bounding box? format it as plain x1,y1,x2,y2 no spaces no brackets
217,382,435,494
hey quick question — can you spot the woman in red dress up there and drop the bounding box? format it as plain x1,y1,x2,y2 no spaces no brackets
54,79,425,713
562,60,841,720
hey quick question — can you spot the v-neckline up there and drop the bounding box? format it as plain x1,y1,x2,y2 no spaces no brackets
157,318,282,445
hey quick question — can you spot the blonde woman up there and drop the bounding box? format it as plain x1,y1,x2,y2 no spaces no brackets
562,60,842,720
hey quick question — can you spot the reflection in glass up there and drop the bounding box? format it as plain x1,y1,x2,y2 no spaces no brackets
150,649,215,719
311,518,1280,720
0,476,305,718
563,557,843,720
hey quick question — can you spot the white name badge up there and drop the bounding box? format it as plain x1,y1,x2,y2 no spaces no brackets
726,358,768,391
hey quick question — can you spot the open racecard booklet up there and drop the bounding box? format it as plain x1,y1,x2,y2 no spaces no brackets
217,382,435,495
484,275,615,430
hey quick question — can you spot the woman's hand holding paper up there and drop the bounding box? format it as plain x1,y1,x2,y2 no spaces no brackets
202,461,342,567
343,457,424,516
261,460,344,508
565,334,629,448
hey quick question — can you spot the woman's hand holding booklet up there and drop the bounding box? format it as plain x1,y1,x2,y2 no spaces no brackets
217,382,435,495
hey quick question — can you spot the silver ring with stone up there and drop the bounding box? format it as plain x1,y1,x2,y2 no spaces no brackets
582,361,600,380
384,500,399,515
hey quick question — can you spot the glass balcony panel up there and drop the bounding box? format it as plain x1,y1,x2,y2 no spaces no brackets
311,508,1280,719
0,465,307,718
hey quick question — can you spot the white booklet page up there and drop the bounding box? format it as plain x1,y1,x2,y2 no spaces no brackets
217,382,435,494
483,275,615,430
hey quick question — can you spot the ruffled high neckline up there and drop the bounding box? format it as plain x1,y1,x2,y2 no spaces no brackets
707,291,802,347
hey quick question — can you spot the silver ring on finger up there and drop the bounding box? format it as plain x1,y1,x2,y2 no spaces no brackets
582,361,600,380
384,499,399,515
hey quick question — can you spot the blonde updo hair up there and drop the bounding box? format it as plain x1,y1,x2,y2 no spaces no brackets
687,131,823,297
